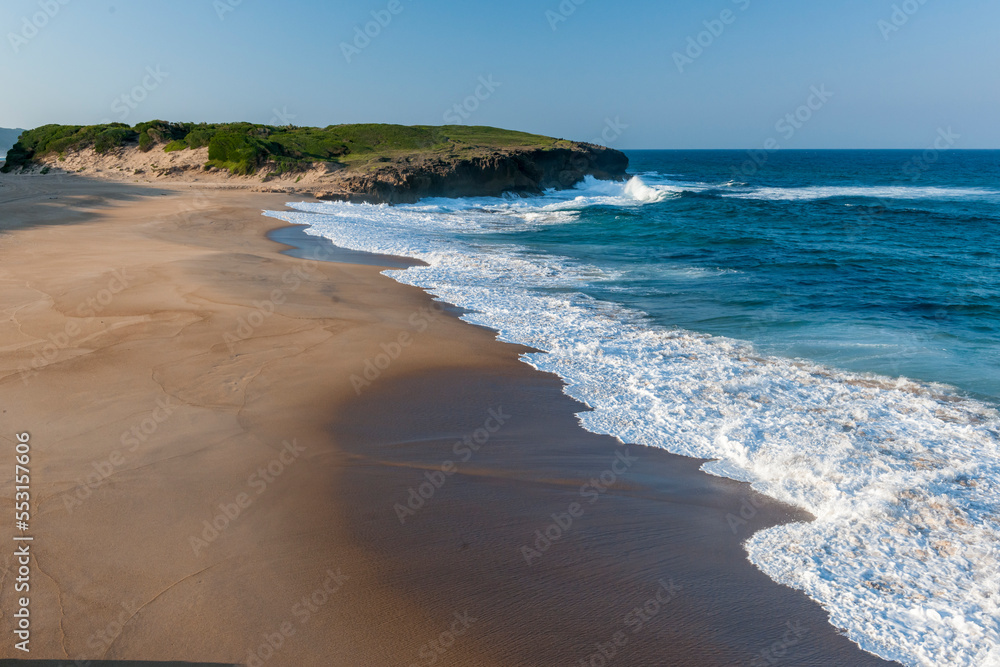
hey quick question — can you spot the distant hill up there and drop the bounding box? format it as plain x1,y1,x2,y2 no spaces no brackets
2,121,572,175
0,128,26,159
0,121,629,203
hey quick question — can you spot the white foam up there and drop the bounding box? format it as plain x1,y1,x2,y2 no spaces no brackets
722,185,1000,202
265,180,1000,666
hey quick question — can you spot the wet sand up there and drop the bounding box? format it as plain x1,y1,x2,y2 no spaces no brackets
0,173,896,665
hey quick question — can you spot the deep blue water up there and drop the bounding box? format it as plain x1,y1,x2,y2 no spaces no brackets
511,150,1000,403
269,150,1000,664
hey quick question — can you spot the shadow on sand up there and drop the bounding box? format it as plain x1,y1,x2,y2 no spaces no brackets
0,661,242,666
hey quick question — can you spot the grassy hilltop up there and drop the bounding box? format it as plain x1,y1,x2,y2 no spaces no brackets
1,120,572,175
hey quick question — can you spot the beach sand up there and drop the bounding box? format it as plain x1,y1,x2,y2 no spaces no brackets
0,173,897,665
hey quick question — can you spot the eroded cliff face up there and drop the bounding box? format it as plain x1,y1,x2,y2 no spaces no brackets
30,142,629,205
314,145,630,204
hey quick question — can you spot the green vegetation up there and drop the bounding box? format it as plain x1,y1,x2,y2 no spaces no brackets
205,126,274,175
0,127,25,157
183,125,216,149
2,121,568,175
93,126,134,154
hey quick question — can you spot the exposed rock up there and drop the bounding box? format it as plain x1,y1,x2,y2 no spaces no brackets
30,140,629,204
315,145,628,204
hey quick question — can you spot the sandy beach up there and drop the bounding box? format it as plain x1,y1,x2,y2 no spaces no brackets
0,173,898,666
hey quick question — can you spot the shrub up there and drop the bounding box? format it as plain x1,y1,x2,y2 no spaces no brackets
93,127,134,154
185,126,218,149
134,120,188,142
163,140,187,152
1,144,30,172
207,131,271,175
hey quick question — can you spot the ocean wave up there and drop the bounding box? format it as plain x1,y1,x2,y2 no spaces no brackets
264,185,1000,667
720,185,1000,202
287,176,684,235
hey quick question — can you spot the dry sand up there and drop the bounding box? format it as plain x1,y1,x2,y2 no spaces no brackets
0,173,897,665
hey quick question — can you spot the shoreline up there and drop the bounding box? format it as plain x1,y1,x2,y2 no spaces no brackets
267,222,421,269
0,174,897,665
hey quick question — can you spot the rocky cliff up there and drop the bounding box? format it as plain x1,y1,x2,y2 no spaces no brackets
315,145,629,203
6,122,629,203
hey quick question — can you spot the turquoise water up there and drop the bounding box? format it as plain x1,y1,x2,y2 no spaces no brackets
267,150,1000,666
511,150,1000,404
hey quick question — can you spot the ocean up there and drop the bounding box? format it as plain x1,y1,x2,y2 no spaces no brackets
265,150,1000,667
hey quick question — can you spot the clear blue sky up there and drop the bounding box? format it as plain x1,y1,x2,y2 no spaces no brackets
1,0,997,148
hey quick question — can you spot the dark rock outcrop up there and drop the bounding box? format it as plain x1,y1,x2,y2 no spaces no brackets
315,144,629,204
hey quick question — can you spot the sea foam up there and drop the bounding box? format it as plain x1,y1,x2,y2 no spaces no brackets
721,184,1000,202
265,176,1000,666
